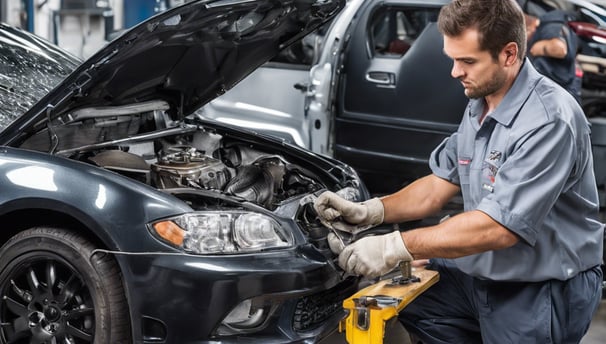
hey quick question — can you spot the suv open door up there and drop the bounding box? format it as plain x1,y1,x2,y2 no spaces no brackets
333,1,467,193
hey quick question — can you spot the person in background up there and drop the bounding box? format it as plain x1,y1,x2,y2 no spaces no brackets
526,9,583,102
314,0,603,342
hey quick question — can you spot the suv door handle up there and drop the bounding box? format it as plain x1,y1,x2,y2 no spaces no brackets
294,82,309,92
366,71,395,85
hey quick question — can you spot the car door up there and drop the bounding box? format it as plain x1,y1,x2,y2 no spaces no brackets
199,31,327,149
334,1,468,194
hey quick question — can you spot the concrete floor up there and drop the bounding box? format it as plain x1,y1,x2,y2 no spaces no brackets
322,298,606,343
581,298,606,344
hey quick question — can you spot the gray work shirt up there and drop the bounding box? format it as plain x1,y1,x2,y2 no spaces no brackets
429,59,604,282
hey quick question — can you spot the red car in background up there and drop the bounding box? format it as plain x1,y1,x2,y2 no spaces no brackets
571,20,606,116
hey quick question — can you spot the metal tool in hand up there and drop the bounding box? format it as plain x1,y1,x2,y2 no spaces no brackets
388,261,421,286
299,194,357,247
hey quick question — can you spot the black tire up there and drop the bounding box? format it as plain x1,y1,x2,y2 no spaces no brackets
0,227,131,344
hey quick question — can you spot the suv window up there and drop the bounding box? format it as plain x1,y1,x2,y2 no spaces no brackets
369,7,440,57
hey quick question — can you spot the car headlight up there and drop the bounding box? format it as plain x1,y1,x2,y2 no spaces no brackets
150,212,293,254
337,164,368,202
336,186,363,202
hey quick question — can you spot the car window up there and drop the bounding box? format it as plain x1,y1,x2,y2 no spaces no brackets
369,7,440,57
0,26,80,130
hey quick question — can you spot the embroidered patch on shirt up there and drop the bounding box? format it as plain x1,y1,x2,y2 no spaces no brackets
488,150,502,161
482,183,494,192
482,161,498,184
458,158,471,165
482,150,502,192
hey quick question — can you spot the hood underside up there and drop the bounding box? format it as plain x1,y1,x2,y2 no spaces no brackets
5,0,343,142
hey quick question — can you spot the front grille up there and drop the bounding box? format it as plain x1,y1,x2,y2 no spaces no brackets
292,276,358,331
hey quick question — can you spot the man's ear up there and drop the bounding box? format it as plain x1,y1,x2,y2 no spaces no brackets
502,42,518,66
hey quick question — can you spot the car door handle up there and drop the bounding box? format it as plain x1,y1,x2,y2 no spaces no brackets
294,82,309,92
366,71,395,85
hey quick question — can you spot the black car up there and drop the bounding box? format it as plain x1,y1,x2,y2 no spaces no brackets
0,0,371,343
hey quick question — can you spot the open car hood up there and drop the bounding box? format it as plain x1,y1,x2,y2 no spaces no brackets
5,0,343,142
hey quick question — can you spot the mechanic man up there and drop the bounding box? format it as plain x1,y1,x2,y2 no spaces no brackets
314,0,603,342
525,8,582,102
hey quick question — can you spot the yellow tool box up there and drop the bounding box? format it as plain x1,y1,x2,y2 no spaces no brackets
340,263,439,344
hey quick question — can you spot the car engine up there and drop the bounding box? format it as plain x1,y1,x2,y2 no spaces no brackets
150,145,231,191
79,129,326,211
18,101,355,213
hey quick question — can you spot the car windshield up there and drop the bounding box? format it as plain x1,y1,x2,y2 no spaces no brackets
0,25,80,130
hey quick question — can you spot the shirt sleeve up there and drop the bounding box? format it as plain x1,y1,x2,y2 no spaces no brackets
476,119,577,246
538,22,567,42
429,132,460,185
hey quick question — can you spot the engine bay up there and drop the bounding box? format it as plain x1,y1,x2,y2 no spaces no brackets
19,101,333,211
84,134,325,210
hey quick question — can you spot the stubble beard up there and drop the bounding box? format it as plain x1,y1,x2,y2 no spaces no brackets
464,69,507,99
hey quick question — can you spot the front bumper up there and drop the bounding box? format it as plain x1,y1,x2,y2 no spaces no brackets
114,244,358,343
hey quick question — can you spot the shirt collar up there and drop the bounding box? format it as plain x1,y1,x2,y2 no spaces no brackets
468,58,542,127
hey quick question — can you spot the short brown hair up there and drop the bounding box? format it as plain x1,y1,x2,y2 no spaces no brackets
437,0,526,61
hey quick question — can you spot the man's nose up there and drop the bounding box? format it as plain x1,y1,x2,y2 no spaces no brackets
451,62,464,79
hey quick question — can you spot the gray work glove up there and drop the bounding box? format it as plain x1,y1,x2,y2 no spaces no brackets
313,191,384,234
331,231,412,278
327,232,347,255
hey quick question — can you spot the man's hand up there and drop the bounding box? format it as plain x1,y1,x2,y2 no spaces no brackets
327,232,346,254
313,191,384,234
335,231,413,278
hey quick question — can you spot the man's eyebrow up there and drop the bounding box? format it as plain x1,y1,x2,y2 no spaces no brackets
441,49,476,60
453,56,477,62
